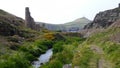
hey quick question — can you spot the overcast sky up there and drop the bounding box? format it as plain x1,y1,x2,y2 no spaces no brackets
0,0,120,24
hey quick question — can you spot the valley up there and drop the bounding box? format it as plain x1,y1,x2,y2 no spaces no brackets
0,3,120,68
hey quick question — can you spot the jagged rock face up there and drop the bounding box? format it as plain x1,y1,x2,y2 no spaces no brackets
84,5,120,29
25,7,36,30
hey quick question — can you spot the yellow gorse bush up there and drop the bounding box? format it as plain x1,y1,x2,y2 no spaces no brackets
43,33,55,40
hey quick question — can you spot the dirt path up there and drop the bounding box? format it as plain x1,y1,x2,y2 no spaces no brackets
90,45,112,68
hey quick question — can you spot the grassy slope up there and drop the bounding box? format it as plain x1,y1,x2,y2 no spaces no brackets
0,9,69,68
73,27,120,68
0,9,56,68
40,27,120,68
0,28,61,68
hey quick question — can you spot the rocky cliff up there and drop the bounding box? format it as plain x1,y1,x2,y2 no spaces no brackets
84,4,120,29
0,9,25,36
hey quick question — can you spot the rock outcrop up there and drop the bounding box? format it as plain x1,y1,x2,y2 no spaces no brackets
0,9,25,36
109,19,120,28
84,4,120,29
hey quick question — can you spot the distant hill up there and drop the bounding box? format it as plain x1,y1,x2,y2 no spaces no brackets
37,17,91,31
36,22,65,31
64,17,91,30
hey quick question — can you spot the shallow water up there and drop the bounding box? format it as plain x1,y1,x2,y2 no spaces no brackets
32,49,53,68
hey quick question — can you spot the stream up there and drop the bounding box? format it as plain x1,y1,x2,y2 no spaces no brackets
32,49,53,68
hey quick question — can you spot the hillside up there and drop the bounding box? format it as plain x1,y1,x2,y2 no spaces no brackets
37,17,91,31
64,17,91,28
0,9,51,68
0,9,25,27
36,22,65,31
40,16,120,68
73,22,120,68
0,9,26,36
84,4,120,29
67,5,120,68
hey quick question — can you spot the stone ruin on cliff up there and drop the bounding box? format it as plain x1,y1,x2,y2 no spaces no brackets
25,7,41,31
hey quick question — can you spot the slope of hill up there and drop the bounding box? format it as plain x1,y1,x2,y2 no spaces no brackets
37,17,91,31
84,4,120,29
0,9,25,27
0,9,44,50
64,17,91,31
65,17,91,27
36,22,65,31
73,22,120,68
40,19,120,68
72,6,120,68
0,9,26,36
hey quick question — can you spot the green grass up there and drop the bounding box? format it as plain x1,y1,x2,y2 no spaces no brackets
40,37,86,68
73,27,120,68
72,44,100,68
0,39,54,68
0,17,119,68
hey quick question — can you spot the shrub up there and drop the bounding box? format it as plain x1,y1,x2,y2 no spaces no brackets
41,60,63,68
53,41,64,54
48,60,63,68
0,52,31,68
35,40,54,49
43,33,55,40
9,42,20,50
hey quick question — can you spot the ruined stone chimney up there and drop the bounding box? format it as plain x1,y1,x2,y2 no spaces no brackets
118,3,120,8
25,7,35,29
